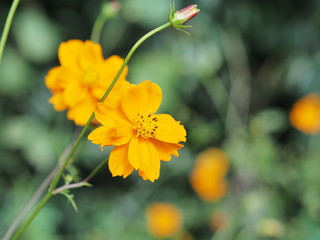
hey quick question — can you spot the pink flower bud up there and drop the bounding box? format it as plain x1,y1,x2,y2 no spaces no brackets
176,5,200,23
170,4,200,28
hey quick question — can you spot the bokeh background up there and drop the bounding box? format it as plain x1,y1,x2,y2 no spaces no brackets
1,0,320,239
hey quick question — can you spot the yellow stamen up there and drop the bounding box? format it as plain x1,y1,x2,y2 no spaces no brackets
132,112,159,139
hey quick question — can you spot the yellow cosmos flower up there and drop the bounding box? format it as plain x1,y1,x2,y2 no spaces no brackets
190,148,229,202
289,93,320,134
45,39,128,126
88,80,186,182
146,203,182,239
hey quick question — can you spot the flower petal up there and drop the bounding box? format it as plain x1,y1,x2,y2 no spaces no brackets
58,39,83,70
48,92,68,111
150,139,184,161
88,126,117,147
95,101,130,128
67,94,97,126
122,81,162,122
45,66,64,90
128,136,160,181
109,145,134,178
79,40,104,69
63,81,89,107
97,55,128,88
155,114,186,143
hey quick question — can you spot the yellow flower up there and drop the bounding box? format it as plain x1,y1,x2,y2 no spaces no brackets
45,39,128,126
289,93,320,134
190,148,229,202
88,80,186,182
146,203,182,239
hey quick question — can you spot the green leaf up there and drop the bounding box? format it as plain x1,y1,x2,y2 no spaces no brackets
59,190,78,212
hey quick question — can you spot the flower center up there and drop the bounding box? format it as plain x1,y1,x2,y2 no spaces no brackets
82,67,99,84
132,113,159,139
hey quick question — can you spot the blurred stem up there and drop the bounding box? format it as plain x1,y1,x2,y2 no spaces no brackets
221,29,252,131
0,0,20,63
3,166,58,240
3,129,80,240
91,14,108,43
11,193,53,240
10,21,171,240
90,1,120,43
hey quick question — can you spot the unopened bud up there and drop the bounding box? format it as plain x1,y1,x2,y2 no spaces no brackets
170,4,200,28
102,1,121,19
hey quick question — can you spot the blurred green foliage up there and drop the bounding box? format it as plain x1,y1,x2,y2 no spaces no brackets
1,0,320,239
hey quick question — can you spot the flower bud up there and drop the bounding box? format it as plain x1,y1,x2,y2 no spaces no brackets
170,4,200,28
102,1,121,19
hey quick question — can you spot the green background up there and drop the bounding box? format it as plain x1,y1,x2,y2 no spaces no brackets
1,0,320,239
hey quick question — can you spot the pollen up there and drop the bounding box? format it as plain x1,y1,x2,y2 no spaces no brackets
133,112,159,139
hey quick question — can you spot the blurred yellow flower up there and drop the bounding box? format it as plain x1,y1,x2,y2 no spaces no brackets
190,148,229,202
146,203,182,239
45,39,128,126
289,93,320,134
88,80,186,182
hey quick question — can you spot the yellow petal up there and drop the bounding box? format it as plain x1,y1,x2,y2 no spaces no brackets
155,114,186,143
122,81,162,122
67,95,97,126
109,145,134,178
97,55,128,88
150,139,184,162
88,124,132,146
63,81,88,107
45,66,64,90
48,92,68,111
88,126,117,147
138,170,155,182
91,87,105,100
58,39,83,70
79,40,104,69
46,67,81,91
128,136,160,181
95,101,130,127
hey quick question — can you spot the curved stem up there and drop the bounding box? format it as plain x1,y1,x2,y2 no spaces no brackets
100,21,171,103
10,21,172,240
91,15,106,43
0,0,20,63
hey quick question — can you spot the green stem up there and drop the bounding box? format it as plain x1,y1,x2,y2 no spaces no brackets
53,156,109,195
11,192,52,240
10,21,172,240
0,0,20,63
91,15,107,43
100,22,171,103
84,156,109,182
